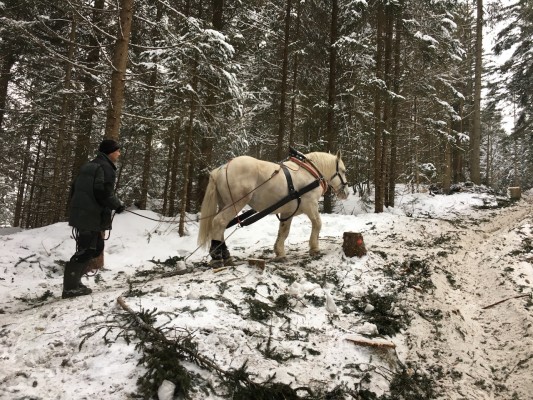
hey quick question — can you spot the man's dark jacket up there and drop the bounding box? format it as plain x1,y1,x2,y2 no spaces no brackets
69,152,122,231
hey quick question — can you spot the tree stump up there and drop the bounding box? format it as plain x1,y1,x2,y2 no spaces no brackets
342,232,367,258
508,187,521,201
248,258,266,270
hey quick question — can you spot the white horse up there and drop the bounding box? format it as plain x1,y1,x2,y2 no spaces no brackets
197,151,349,265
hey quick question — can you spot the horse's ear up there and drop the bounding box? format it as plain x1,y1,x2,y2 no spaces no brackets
336,150,342,160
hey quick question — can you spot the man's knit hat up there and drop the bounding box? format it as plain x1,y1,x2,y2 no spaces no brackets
98,139,120,155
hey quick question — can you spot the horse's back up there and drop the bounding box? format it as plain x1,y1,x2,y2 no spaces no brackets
217,156,278,183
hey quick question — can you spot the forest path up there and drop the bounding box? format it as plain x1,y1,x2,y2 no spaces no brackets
411,194,533,400
396,195,533,399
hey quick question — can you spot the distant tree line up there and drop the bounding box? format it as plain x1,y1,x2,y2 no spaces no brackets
0,0,531,229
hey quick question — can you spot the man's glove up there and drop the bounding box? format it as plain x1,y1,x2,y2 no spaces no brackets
115,205,126,214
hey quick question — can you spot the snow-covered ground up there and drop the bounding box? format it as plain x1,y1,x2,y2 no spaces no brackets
1,186,532,399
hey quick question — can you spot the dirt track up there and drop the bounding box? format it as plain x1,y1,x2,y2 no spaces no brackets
388,195,533,399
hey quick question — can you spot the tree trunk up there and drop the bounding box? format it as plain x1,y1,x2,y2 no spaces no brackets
387,12,402,208
104,0,134,140
485,128,491,186
442,126,452,194
168,123,182,217
53,16,77,223
289,0,301,148
162,134,174,216
276,0,292,161
13,134,32,227
72,0,105,177
97,0,133,269
34,133,51,228
382,7,393,208
23,132,43,228
452,100,465,182
470,0,482,184
0,46,17,134
373,2,385,212
323,0,338,214
197,0,225,208
179,93,197,236
139,3,162,210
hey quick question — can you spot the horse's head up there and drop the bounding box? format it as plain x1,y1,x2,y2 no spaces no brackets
330,151,349,200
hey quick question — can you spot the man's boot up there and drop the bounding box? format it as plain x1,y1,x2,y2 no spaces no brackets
62,261,92,299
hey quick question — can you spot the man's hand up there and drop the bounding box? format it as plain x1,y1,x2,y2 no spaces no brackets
115,205,126,214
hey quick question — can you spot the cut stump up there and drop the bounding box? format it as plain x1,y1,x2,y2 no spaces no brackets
508,187,521,201
342,232,367,258
248,258,266,270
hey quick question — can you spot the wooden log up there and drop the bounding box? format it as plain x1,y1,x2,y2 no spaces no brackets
508,187,521,201
342,232,367,258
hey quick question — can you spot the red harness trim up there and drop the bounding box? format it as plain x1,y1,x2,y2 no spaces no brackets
289,157,328,194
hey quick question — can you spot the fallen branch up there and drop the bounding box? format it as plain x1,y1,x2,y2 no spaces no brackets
116,296,225,374
115,296,314,398
344,334,396,349
482,293,531,310
14,254,37,267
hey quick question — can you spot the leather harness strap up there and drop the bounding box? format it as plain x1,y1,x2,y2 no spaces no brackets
276,164,302,222
289,156,328,194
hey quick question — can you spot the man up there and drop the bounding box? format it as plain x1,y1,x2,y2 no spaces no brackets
62,139,125,299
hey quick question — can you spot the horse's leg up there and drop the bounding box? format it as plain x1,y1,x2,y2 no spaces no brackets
307,209,322,256
210,199,248,266
273,217,293,262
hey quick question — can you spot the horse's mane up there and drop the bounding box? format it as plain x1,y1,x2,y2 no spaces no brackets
305,152,337,172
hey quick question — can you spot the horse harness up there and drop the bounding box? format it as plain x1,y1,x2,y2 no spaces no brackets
226,148,345,228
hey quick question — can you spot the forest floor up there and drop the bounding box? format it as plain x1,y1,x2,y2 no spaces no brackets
1,190,532,399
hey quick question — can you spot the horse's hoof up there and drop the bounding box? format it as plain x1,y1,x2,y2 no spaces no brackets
209,259,224,268
309,250,321,257
272,256,288,263
223,257,235,266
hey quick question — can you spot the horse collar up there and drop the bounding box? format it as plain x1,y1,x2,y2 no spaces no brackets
290,156,328,194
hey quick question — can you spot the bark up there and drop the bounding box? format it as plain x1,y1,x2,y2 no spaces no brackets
470,0,482,184
104,0,134,140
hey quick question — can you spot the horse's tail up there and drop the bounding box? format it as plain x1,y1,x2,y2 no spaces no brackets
197,169,219,249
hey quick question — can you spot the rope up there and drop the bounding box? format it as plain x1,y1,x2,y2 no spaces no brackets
125,209,182,222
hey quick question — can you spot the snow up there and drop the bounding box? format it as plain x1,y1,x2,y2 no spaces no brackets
1,187,532,399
